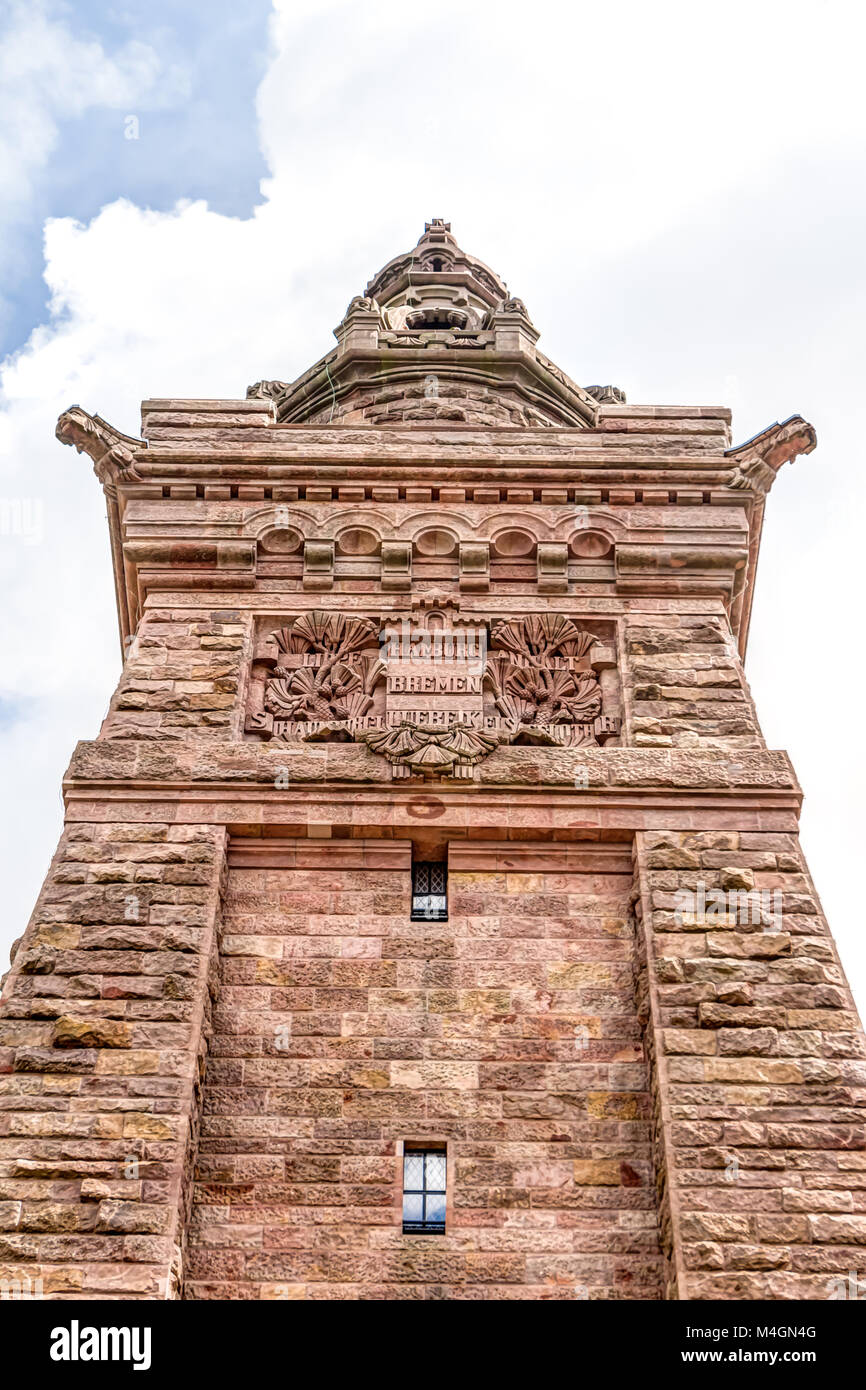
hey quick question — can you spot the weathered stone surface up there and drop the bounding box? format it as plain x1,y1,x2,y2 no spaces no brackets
0,821,224,1297
183,845,663,1299
1,223,854,1302
52,1015,132,1049
640,823,866,1300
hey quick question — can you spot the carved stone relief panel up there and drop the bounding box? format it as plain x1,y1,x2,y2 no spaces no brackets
245,600,620,778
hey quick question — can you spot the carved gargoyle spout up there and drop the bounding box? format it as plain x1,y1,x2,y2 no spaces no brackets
55,406,145,487
725,415,817,493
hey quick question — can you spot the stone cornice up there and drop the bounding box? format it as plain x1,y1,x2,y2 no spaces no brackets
56,406,816,663
141,417,727,461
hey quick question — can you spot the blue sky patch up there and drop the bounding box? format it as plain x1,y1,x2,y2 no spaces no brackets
0,0,271,358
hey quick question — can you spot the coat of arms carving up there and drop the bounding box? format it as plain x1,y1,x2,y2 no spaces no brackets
245,604,620,778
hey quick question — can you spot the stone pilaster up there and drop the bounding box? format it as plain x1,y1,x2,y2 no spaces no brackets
0,817,225,1298
635,826,866,1297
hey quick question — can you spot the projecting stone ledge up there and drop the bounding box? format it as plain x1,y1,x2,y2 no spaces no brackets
64,738,798,794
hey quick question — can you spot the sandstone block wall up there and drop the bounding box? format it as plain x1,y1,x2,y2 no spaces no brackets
185,839,664,1299
0,820,225,1298
637,828,866,1297
103,607,251,742
4,382,858,1302
623,611,763,752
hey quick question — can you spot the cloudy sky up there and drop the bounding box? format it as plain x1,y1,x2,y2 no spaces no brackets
1,0,864,1005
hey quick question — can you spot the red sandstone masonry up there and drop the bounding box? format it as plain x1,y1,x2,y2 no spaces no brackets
184,840,663,1300
2,223,850,1300
636,828,866,1298
103,607,253,742
0,822,225,1298
622,610,763,752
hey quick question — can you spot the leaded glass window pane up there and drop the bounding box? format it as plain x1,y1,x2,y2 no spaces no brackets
425,1191,446,1225
411,861,448,921
425,1153,446,1189
403,1153,424,1187
402,1191,424,1224
402,1146,447,1233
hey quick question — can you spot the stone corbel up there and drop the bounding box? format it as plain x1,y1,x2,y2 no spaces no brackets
123,540,253,566
725,415,817,493
459,541,490,592
55,405,145,490
589,643,617,671
303,539,335,591
217,542,256,571
585,385,627,404
537,543,569,594
725,415,816,659
122,540,256,578
381,540,412,591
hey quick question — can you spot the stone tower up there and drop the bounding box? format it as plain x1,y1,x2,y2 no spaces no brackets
2,220,863,1302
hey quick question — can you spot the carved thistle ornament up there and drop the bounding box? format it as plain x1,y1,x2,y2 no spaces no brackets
263,613,384,725
246,606,619,779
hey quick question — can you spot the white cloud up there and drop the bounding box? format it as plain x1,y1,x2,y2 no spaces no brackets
1,0,865,1010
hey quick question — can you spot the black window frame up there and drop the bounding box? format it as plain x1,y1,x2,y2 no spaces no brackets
411,860,448,922
402,1146,447,1234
